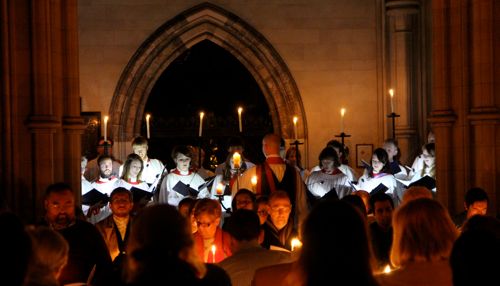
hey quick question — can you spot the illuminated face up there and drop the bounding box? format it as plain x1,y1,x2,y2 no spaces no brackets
371,154,384,173
269,197,292,230
422,149,435,168
257,202,270,225
99,158,113,178
109,192,133,218
383,143,398,162
321,158,335,173
466,200,488,219
44,190,75,230
132,144,148,161
234,193,254,211
374,200,393,229
196,213,220,239
128,160,142,179
175,153,191,172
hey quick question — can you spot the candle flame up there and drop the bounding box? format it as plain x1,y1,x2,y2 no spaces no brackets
104,116,109,123
293,116,298,125
200,112,205,119
216,183,224,195
232,152,241,169
291,237,302,252
145,113,151,120
251,175,258,186
383,264,391,274
238,107,243,114
389,89,394,97
340,108,346,117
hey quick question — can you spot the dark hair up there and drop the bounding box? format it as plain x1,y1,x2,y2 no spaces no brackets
370,148,390,177
45,182,73,199
268,190,291,204
256,195,269,206
465,187,489,208
318,147,340,168
97,154,113,167
423,143,435,156
171,145,192,161
225,209,261,241
121,153,144,181
132,136,148,146
98,137,114,146
110,187,133,201
193,198,221,218
341,195,367,218
298,200,377,286
369,192,394,211
286,146,303,169
326,140,345,156
231,189,257,211
178,197,196,211
227,136,245,149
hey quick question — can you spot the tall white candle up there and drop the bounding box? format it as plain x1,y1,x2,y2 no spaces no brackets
340,108,346,133
293,116,298,140
145,114,151,139
103,116,109,142
199,112,204,137
238,107,243,133
389,89,394,113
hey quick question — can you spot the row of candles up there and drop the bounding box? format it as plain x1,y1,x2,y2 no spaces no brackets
100,89,397,141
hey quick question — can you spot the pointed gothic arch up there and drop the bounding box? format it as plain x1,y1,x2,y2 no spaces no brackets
110,3,306,159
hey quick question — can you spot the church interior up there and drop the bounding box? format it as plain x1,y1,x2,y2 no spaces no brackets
1,0,499,222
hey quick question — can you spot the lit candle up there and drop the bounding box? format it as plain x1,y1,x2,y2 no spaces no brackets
103,116,109,142
145,114,151,139
232,152,241,169
251,175,258,192
199,112,204,137
293,116,298,140
291,237,302,252
216,183,224,196
383,264,392,274
238,107,243,133
389,89,394,113
340,108,346,133
211,244,216,263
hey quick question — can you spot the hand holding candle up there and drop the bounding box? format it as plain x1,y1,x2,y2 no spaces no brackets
291,237,302,252
216,183,224,196
293,116,298,140
103,116,109,142
238,107,243,133
199,112,204,137
389,89,394,113
340,108,346,133
211,244,216,263
232,152,241,169
145,114,151,139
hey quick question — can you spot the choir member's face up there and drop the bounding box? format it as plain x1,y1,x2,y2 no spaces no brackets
466,200,488,219
109,192,133,218
321,158,335,173
128,160,142,179
196,213,220,239
132,144,148,161
383,143,398,162
422,149,435,168
269,197,292,230
374,200,393,229
99,159,113,178
44,190,75,229
234,194,254,211
175,153,191,172
371,155,384,173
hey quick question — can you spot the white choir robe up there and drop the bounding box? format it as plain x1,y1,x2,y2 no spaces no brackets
158,169,210,207
306,170,352,199
115,178,150,192
356,172,397,194
85,177,119,224
118,158,165,186
310,164,357,182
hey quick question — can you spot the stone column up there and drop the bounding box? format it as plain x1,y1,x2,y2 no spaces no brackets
384,0,424,164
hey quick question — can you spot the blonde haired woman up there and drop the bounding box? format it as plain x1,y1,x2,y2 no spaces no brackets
378,198,458,286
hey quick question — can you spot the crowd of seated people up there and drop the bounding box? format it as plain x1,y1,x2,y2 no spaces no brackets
2,133,498,286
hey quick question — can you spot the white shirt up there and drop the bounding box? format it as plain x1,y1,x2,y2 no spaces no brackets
306,170,352,199
158,169,210,206
356,172,397,194
310,164,357,182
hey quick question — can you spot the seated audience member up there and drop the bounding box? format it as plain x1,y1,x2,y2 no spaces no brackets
24,226,69,286
256,196,270,226
450,215,500,286
453,187,489,229
253,200,379,286
219,210,292,286
341,195,367,219
368,193,394,270
261,191,298,251
0,212,32,286
41,182,114,285
193,198,232,263
178,197,197,218
159,145,209,206
306,147,352,200
377,198,458,286
356,148,397,195
310,140,357,182
124,204,231,285
222,188,257,230
84,138,121,182
353,190,372,219
401,186,433,204
95,187,134,280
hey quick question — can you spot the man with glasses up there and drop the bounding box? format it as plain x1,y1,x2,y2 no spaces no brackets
41,182,113,285
261,191,298,251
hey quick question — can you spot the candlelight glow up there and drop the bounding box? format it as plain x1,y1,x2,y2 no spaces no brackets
145,114,151,139
291,237,302,252
232,152,241,169
383,264,392,274
211,244,216,263
216,183,224,195
199,112,205,137
251,175,258,186
103,116,109,142
389,89,394,97
293,116,298,140
340,108,346,117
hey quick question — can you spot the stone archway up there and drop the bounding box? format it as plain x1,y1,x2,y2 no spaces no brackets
110,3,306,160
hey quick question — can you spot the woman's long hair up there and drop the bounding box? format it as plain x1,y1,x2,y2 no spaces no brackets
298,200,378,286
121,153,144,181
421,143,435,178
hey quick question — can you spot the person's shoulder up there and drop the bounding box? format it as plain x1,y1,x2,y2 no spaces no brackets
202,263,231,286
253,262,294,286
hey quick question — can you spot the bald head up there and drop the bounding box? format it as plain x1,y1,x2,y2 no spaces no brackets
262,134,282,157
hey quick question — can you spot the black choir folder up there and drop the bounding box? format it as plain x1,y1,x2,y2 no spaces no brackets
408,176,436,190
173,181,199,196
129,187,154,203
370,183,389,196
82,189,109,206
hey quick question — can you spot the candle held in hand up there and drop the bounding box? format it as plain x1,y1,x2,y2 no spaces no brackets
145,114,151,139
232,152,241,169
238,107,243,133
291,237,302,252
293,116,298,140
199,112,204,137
